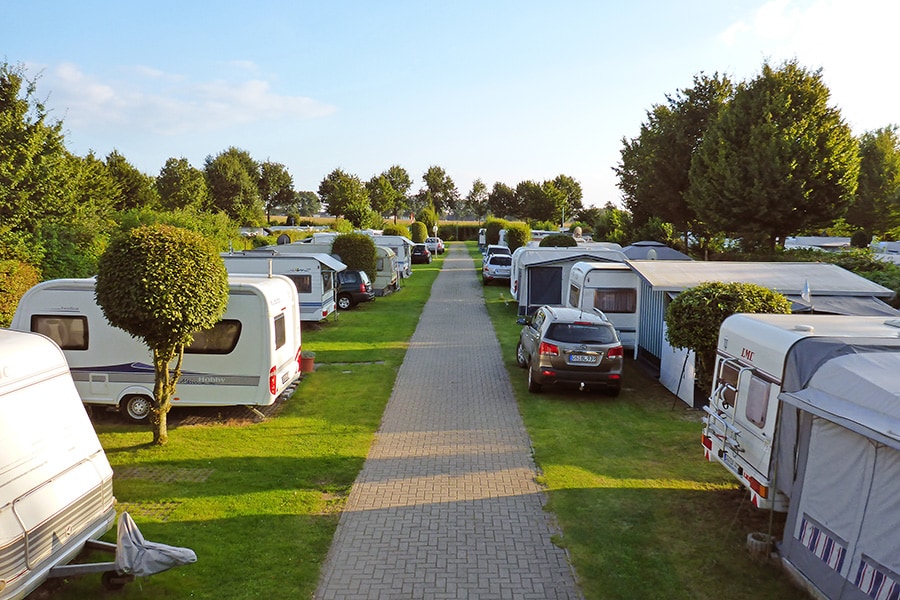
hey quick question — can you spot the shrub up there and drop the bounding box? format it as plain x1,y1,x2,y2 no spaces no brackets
665,281,792,395
416,207,438,236
484,218,508,246
505,222,531,251
382,223,410,238
332,233,377,280
410,221,427,243
851,230,872,248
0,260,40,327
539,233,577,248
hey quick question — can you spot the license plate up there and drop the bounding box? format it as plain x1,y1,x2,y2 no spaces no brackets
568,353,599,365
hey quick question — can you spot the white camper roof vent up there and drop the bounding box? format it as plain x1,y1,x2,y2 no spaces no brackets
793,324,815,333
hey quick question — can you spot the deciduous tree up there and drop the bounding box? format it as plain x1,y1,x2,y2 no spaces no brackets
95,224,229,445
845,126,900,236
258,161,294,222
157,157,209,211
688,60,859,250
204,147,264,225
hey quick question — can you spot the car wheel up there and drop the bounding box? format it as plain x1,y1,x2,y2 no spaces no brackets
337,294,353,310
515,341,529,368
122,395,154,423
527,365,542,393
482,277,489,285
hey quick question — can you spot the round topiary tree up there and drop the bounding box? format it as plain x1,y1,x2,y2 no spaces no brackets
505,222,531,251
332,232,377,280
95,224,229,445
539,233,578,247
665,281,792,396
410,221,427,243
382,223,410,238
850,230,872,249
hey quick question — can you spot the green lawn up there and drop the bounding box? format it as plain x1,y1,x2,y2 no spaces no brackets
46,243,800,599
44,251,444,599
473,242,800,599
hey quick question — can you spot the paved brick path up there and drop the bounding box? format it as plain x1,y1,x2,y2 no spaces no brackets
315,243,582,599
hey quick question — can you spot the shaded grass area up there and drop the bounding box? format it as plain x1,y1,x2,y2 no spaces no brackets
42,251,443,599
473,242,799,600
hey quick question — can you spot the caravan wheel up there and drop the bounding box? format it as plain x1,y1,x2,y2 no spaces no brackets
122,395,154,423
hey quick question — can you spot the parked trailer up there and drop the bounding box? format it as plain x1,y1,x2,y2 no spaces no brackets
223,250,345,320
567,261,640,351
701,313,900,511
10,275,302,422
265,238,402,294
0,329,117,600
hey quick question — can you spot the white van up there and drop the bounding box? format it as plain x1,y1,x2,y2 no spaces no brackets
0,329,116,600
567,261,639,350
222,250,345,320
11,275,302,422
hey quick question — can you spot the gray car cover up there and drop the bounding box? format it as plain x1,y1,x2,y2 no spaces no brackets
114,511,197,577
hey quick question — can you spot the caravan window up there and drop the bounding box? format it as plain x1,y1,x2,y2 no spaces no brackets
568,284,580,308
274,313,286,349
323,273,334,293
718,360,740,406
186,319,241,354
592,288,636,313
287,274,313,294
745,375,771,428
31,315,88,350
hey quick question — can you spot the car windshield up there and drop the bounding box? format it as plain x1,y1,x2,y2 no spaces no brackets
546,323,616,344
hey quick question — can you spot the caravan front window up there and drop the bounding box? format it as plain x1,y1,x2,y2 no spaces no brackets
568,285,580,308
287,274,313,294
186,319,241,354
31,315,88,350
593,288,636,313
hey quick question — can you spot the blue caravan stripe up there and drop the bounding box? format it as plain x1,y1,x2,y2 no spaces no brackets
70,364,260,387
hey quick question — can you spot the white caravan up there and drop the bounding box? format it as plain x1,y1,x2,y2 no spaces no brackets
222,250,346,320
268,237,402,294
0,329,116,600
567,261,640,351
369,235,415,279
701,313,900,511
11,275,302,422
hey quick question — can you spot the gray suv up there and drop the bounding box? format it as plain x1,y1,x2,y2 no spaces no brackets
516,305,623,395
336,270,375,310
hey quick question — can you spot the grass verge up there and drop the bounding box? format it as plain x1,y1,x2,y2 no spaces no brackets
472,242,801,600
42,250,444,599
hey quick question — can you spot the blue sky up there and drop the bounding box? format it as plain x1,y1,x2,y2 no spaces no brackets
2,0,897,208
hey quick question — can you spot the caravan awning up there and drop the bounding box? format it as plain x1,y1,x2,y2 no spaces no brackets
779,349,900,451
786,295,900,316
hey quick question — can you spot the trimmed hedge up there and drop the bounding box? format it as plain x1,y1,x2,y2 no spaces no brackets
332,233,377,281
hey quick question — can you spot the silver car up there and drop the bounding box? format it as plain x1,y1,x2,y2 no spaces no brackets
516,305,623,395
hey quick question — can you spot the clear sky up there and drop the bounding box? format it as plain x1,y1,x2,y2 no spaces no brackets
2,0,897,208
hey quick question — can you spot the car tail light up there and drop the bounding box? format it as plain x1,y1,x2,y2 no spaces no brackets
701,434,713,451
539,341,559,356
607,346,624,358
269,365,278,395
359,283,366,292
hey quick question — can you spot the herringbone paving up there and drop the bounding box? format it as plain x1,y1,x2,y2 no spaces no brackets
315,242,582,599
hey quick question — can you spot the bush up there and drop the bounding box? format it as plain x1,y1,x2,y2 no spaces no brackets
484,218,508,246
539,233,577,247
381,223,410,238
415,207,438,236
851,230,872,248
410,221,427,243
332,233,377,280
665,281,792,395
505,222,531,251
0,260,40,327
